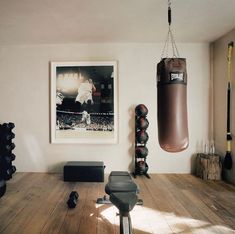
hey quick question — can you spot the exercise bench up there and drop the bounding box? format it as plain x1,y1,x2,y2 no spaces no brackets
97,171,143,234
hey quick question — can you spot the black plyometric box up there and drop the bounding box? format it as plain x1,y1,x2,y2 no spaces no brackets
63,161,105,182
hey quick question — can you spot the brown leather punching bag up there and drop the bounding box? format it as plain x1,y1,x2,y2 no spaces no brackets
157,58,189,152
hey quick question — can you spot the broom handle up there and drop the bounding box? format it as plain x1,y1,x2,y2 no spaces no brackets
227,83,231,134
228,42,233,83
227,42,233,143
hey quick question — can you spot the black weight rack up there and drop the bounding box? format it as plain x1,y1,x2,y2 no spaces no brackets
133,104,150,179
0,122,16,198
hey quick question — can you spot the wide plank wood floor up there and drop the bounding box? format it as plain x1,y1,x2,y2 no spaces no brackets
0,173,235,234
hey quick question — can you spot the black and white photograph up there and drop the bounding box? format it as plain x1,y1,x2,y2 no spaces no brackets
50,61,118,144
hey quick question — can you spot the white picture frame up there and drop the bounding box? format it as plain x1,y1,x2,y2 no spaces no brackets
50,61,118,144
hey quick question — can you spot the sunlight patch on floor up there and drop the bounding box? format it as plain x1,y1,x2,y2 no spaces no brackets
100,205,235,234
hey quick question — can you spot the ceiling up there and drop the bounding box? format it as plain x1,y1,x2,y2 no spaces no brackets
0,0,235,45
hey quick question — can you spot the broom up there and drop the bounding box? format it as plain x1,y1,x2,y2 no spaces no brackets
224,41,233,170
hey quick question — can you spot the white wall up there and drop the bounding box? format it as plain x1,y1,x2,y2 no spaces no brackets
213,29,235,184
0,43,210,173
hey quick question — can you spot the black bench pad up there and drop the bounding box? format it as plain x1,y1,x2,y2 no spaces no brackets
105,181,138,195
105,171,139,195
110,192,138,212
110,171,131,176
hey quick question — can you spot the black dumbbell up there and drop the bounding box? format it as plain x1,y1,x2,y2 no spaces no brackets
0,132,15,141
4,153,16,164
2,122,15,129
4,165,16,180
0,180,6,198
4,143,16,152
67,191,79,208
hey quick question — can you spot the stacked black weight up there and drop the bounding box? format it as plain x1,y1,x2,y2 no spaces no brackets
134,105,150,178
0,122,16,198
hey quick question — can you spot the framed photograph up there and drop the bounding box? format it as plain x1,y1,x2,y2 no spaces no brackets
50,61,118,144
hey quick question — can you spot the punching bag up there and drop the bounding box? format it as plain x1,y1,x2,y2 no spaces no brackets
157,58,189,152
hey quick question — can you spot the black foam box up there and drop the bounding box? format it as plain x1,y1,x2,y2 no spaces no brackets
63,161,105,182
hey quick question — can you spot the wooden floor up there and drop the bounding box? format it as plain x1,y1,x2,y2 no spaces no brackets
0,173,235,234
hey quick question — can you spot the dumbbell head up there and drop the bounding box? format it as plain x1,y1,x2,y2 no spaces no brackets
4,165,16,180
5,154,16,164
0,132,15,141
0,180,6,198
5,143,15,152
67,191,79,208
2,122,15,129
69,191,79,199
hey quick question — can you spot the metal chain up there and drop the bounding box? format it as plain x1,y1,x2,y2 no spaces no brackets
168,0,171,7
160,28,170,58
160,0,180,59
169,26,180,57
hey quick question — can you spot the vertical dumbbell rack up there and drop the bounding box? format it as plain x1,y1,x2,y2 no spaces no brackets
133,105,150,179
0,122,16,198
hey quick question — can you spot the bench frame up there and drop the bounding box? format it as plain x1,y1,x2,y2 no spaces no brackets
96,171,143,234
